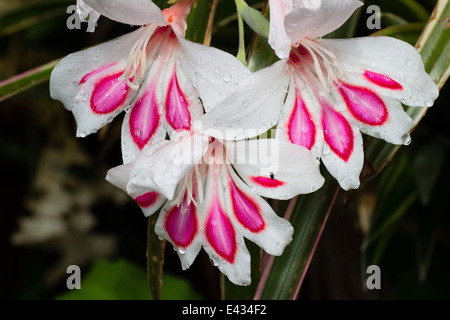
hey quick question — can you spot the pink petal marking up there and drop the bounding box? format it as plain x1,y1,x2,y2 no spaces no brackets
165,72,191,131
129,86,161,150
135,192,159,208
338,82,388,126
90,72,130,114
79,63,115,85
205,194,236,263
321,103,354,162
165,194,198,248
363,70,403,90
229,177,265,233
287,91,316,150
250,176,285,188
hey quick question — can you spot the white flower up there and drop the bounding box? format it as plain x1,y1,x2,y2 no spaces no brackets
201,0,439,190
106,127,324,285
50,0,250,162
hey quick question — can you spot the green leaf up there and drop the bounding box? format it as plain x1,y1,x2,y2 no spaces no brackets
0,59,59,103
235,0,269,38
364,0,450,178
370,22,425,45
365,0,431,23
55,258,151,300
186,0,219,45
412,142,447,205
256,169,340,300
54,258,203,300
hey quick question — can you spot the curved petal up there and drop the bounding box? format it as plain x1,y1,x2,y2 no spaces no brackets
134,191,166,216
155,193,202,270
200,60,290,140
321,124,364,191
50,28,147,137
321,37,439,108
284,0,362,43
121,106,166,164
268,0,293,59
106,163,166,216
223,165,293,256
202,164,251,286
278,77,324,157
83,0,166,26
177,36,252,113
126,132,209,200
165,59,204,133
333,76,414,145
106,162,134,192
228,138,324,200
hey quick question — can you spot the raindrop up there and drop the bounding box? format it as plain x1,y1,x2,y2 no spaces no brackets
79,131,87,138
178,247,186,255
223,72,232,83
322,144,331,155
401,133,411,145
425,100,433,107
214,67,220,74
405,59,412,67
210,257,220,267
275,240,281,247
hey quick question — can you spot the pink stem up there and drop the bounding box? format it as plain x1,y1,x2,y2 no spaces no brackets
253,196,298,300
292,186,340,299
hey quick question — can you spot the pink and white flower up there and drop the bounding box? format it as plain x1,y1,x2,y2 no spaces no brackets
50,0,250,163
106,127,324,285
201,0,439,190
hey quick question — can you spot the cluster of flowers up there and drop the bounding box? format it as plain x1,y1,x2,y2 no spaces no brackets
50,0,438,285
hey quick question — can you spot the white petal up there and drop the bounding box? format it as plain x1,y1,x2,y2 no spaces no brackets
201,164,251,285
268,0,293,59
83,0,166,26
50,28,146,137
228,138,324,200
321,126,364,190
176,36,252,112
106,162,134,192
106,163,166,216
321,37,439,108
127,132,209,200
223,165,293,256
331,73,414,145
155,192,203,269
200,59,290,140
278,74,324,157
121,110,166,164
284,0,362,43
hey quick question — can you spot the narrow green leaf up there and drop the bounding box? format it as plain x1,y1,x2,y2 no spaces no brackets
257,170,340,300
371,22,425,45
236,0,269,38
364,0,450,178
0,59,59,103
366,0,430,23
412,142,447,205
380,12,409,27
185,0,218,45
